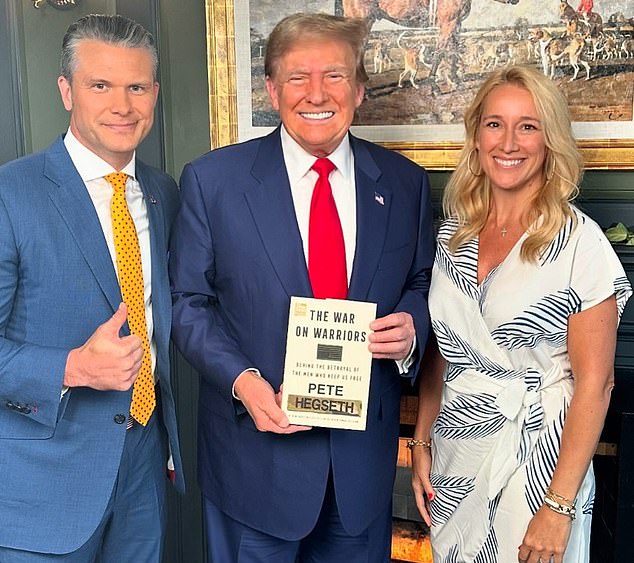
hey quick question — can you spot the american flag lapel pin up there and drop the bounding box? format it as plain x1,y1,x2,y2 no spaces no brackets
374,192,384,206
149,195,158,204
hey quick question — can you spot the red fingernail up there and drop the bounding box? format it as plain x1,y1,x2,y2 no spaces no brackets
427,492,434,501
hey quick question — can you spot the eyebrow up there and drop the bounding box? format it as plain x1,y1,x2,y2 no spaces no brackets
84,77,153,87
482,113,541,122
285,64,349,74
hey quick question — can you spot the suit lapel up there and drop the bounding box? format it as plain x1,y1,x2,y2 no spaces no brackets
245,129,312,299
43,138,122,312
245,131,392,302
348,136,392,301
136,163,169,348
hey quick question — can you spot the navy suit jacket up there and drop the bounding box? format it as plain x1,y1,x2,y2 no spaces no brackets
170,128,434,539
0,137,183,554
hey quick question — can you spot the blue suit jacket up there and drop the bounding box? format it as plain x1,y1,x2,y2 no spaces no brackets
170,128,434,539
0,137,183,554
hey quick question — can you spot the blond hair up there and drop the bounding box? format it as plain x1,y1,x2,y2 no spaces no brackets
444,65,583,262
264,13,369,84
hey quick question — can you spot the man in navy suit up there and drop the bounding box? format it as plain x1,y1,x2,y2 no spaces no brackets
0,14,183,562
170,13,434,563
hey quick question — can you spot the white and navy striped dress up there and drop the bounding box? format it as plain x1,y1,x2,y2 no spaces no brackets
428,207,632,563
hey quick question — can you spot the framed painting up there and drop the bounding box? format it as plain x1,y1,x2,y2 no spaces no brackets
205,0,634,169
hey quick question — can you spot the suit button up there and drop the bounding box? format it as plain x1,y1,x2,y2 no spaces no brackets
114,414,126,424
6,401,16,410
20,406,32,415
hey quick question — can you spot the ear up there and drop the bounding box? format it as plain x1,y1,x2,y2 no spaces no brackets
265,77,280,112
58,76,73,112
354,82,365,110
153,81,160,104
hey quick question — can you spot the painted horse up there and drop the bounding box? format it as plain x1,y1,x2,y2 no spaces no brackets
335,0,472,90
335,0,522,90
560,0,602,36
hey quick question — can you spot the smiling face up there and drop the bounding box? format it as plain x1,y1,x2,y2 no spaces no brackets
476,84,547,199
265,37,365,157
57,39,159,170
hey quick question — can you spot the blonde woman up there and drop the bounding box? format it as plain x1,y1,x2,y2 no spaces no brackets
411,65,632,563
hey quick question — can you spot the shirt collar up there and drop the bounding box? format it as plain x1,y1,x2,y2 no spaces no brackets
64,128,136,182
280,125,352,185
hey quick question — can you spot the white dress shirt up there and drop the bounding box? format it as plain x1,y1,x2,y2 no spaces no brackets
281,126,357,280
64,129,157,377
280,127,413,374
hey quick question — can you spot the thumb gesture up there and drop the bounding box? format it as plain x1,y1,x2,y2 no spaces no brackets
99,302,128,340
64,303,143,391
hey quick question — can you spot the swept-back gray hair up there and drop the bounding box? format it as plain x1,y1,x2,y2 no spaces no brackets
61,14,158,81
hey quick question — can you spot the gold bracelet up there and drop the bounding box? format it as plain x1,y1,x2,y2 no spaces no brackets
407,439,432,449
546,487,573,507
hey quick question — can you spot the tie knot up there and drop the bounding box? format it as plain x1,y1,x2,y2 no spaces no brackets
104,172,128,193
311,158,336,179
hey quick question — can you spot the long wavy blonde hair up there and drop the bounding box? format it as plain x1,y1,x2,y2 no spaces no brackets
443,65,583,262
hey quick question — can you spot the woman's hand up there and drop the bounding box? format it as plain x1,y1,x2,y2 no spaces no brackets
411,445,435,526
411,334,444,527
517,505,572,563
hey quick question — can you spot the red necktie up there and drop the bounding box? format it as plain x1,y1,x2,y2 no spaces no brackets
308,158,347,300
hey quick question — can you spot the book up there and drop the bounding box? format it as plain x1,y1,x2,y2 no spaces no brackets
281,296,376,430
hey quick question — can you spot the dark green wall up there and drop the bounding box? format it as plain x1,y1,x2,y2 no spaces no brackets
0,2,632,562
158,1,210,178
156,3,210,561
429,170,634,202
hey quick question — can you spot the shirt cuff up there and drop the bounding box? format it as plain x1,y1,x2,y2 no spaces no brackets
395,335,417,374
231,368,262,401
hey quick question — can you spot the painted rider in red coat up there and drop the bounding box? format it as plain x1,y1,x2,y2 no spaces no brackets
577,0,593,17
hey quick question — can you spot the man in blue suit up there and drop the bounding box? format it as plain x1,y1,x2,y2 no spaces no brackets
170,13,434,563
0,14,183,562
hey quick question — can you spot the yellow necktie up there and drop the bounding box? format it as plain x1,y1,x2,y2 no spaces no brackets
105,172,155,426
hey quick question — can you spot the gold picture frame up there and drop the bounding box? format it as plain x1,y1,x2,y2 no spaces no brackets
205,0,634,171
